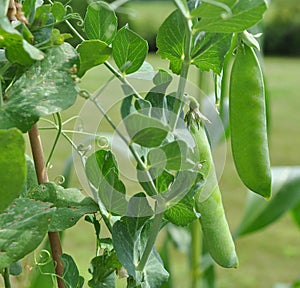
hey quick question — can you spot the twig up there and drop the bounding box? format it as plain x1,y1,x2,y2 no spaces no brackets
28,124,66,288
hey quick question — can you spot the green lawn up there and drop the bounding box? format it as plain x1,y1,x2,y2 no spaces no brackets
13,56,300,288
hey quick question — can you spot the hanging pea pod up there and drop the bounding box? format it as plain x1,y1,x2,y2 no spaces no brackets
185,101,238,268
229,44,272,198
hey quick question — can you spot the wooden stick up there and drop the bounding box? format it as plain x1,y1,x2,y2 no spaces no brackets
28,124,66,288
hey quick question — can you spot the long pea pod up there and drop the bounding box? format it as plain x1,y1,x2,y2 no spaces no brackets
229,44,272,198
185,103,238,268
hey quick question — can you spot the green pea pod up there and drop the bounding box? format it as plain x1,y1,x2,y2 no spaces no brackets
185,104,238,268
229,44,272,198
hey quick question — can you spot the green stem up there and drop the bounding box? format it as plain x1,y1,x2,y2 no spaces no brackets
170,18,193,131
0,80,3,107
191,220,202,288
2,268,11,288
46,113,62,168
137,212,164,271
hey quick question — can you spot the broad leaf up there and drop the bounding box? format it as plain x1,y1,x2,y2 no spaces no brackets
88,251,122,288
85,150,127,215
124,113,169,148
235,167,300,237
0,198,55,269
156,10,185,74
0,128,26,212
61,254,84,288
164,197,198,226
192,0,268,33
191,32,232,74
28,182,99,231
112,218,169,287
77,40,111,77
147,140,195,172
127,61,155,80
0,43,78,132
112,26,148,74
84,1,118,44
52,1,66,22
0,16,44,65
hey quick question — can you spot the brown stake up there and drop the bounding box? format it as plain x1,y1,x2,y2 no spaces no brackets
29,124,66,288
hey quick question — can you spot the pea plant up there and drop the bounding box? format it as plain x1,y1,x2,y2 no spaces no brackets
1,0,300,287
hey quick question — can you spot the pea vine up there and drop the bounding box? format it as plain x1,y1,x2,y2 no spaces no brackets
1,1,300,288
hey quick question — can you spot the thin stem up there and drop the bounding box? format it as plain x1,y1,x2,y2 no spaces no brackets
170,18,193,130
46,113,62,168
2,268,11,288
191,220,202,288
28,124,66,288
137,212,164,271
0,81,3,107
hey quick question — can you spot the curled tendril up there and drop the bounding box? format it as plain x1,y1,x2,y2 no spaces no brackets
34,250,53,267
54,175,65,185
95,136,110,148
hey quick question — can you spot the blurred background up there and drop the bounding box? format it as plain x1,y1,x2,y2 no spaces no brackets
20,0,300,287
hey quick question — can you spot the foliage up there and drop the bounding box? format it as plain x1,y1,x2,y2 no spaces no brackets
1,0,299,288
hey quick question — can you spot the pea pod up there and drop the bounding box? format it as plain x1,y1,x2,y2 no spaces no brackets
185,104,238,268
229,44,271,198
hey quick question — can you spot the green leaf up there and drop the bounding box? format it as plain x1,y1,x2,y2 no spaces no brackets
0,198,55,269
164,197,198,226
235,167,300,237
124,113,169,147
112,26,148,74
61,254,84,288
0,0,10,17
0,16,44,65
21,155,38,198
0,43,78,132
28,182,99,232
191,32,232,74
84,1,117,44
156,10,185,74
0,128,26,212
147,140,195,172
52,1,66,22
127,61,155,80
88,251,122,288
77,40,111,77
192,0,268,33
112,218,169,287
85,150,127,215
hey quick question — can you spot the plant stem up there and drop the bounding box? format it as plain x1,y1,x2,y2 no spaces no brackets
28,124,66,288
170,18,193,131
2,268,11,288
137,212,164,271
191,220,202,288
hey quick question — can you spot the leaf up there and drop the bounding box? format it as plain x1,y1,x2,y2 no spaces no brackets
156,10,186,74
85,150,127,215
0,128,26,212
147,140,195,172
0,43,78,132
124,113,169,148
52,1,66,22
0,16,44,65
191,32,232,74
164,197,198,226
127,61,155,80
235,167,300,237
0,198,55,269
21,155,38,198
61,254,84,288
112,218,169,287
28,182,99,232
112,26,148,74
127,193,153,218
88,251,122,288
192,0,268,33
84,1,117,44
77,40,111,77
